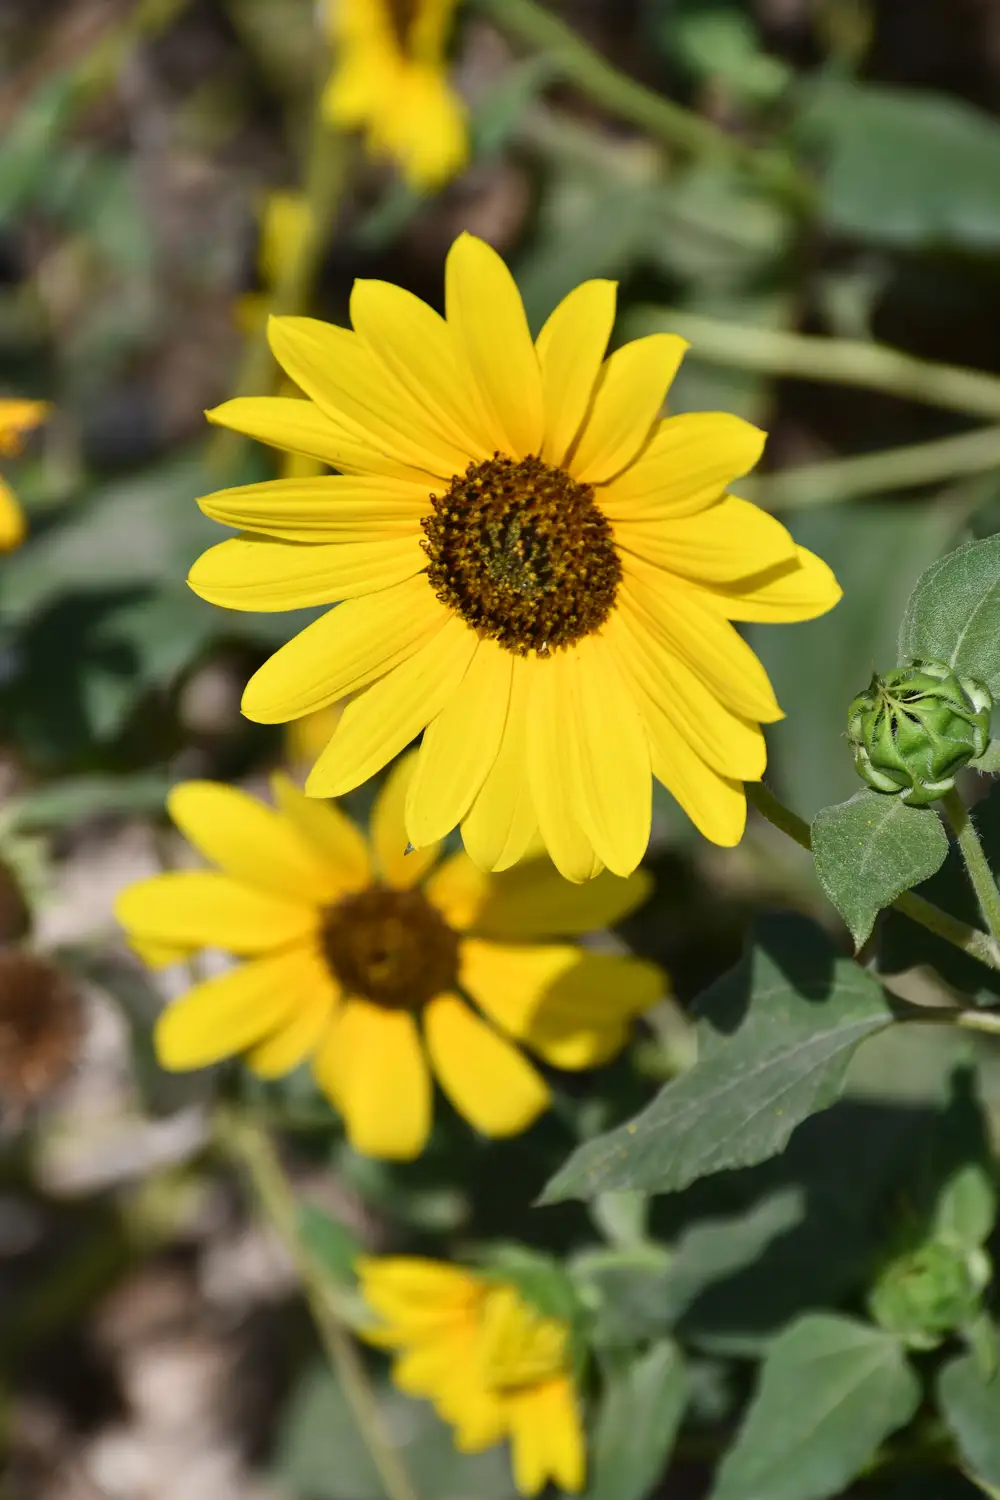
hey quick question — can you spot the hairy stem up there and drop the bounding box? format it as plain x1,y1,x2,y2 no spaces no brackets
941,787,1000,946
746,781,1000,971
214,1109,421,1500
470,0,812,209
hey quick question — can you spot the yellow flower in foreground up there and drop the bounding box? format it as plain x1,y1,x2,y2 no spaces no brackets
322,0,466,189
0,399,49,552
114,758,662,1159
359,1257,585,1494
191,233,842,881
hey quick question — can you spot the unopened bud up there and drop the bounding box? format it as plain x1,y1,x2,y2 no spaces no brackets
847,659,991,807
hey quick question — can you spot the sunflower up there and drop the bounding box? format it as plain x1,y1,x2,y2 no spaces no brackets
191,233,841,881
114,757,662,1160
322,0,466,190
0,399,49,552
358,1256,585,1495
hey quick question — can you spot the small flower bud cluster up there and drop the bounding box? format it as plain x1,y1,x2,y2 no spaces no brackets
847,659,992,807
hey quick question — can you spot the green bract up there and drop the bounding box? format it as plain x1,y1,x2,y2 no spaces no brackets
846,659,992,807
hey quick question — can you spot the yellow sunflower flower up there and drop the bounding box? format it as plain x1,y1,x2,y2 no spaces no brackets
114,757,662,1159
190,233,841,882
0,399,49,552
359,1256,585,1495
322,0,467,190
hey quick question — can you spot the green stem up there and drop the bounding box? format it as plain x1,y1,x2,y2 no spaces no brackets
214,1109,421,1500
631,307,1000,424
751,424,1000,510
745,781,1000,971
470,0,812,209
897,1003,1000,1038
941,787,1000,946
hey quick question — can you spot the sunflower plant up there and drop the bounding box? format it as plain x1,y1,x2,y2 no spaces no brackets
13,5,1000,1500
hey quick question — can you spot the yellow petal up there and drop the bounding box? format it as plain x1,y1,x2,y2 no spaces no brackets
615,494,797,583
0,477,26,551
270,773,371,891
314,999,432,1160
167,780,344,903
242,576,447,724
444,233,544,459
703,543,844,623
525,653,602,883
357,1256,482,1331
115,871,317,954
508,1378,586,1496
424,993,550,1137
405,638,512,847
472,857,652,940
128,936,195,969
608,605,766,780
460,939,662,1069
461,655,538,873
536,280,617,467
371,753,440,888
244,949,340,1077
622,558,783,723
424,852,490,930
205,396,430,481
197,474,429,542
268,316,458,477
598,411,767,521
643,695,748,845
350,278,493,459
568,334,688,485
188,534,425,611
0,398,49,455
154,951,305,1069
570,635,651,877
306,615,478,798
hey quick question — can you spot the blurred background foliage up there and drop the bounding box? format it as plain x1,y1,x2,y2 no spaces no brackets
8,1,1000,1498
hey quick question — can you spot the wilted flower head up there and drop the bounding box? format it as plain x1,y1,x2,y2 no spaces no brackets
0,952,84,1120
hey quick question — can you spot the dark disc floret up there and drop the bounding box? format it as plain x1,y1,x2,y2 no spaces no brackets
421,454,622,655
321,886,460,1011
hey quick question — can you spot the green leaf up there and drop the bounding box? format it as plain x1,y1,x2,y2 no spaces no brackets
298,1204,362,1287
803,82,1000,249
585,1342,687,1500
811,789,949,947
274,1361,516,1500
710,1315,921,1500
898,534,1000,697
540,915,895,1203
938,1353,1000,1487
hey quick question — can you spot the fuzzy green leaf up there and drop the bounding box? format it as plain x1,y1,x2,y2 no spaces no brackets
812,789,949,947
585,1342,687,1500
710,1315,920,1500
540,916,895,1203
898,535,1000,696
938,1352,1000,1487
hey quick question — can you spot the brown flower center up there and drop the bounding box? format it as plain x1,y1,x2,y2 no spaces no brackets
421,454,622,656
320,887,459,1010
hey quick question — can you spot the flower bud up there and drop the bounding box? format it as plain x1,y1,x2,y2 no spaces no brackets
846,659,992,807
868,1239,990,1350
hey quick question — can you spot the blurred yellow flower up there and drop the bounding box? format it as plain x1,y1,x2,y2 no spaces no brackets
115,757,662,1159
359,1257,585,1494
0,399,49,552
323,0,467,189
192,234,841,881
285,700,346,771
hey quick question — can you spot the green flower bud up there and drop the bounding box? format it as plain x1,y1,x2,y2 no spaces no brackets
868,1239,991,1350
846,659,992,807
